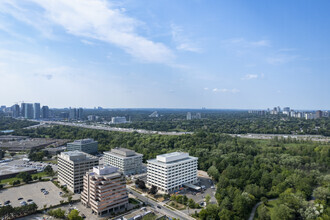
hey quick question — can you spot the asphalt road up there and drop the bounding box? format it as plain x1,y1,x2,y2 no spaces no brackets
36,121,193,136
127,188,194,220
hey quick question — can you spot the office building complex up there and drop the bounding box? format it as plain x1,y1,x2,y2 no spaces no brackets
67,139,98,155
147,152,198,193
81,166,128,216
58,151,99,193
104,148,143,175
33,103,40,119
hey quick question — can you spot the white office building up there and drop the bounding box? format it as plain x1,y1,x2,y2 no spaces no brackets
111,117,127,124
104,148,143,175
147,152,198,193
58,151,99,193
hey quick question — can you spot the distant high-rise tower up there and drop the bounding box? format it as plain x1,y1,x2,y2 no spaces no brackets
25,103,33,119
77,108,83,120
21,103,26,117
41,106,49,119
316,110,323,119
33,103,40,119
69,108,77,120
187,112,192,120
12,104,20,118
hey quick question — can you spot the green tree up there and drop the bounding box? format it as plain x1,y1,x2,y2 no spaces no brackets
68,209,83,220
207,165,220,181
271,204,294,220
205,194,211,205
257,204,270,220
48,208,65,219
218,208,233,220
17,172,32,183
44,165,54,175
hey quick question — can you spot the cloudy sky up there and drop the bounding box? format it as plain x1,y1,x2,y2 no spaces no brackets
0,0,329,109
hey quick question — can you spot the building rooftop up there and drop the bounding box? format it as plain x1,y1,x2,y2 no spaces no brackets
60,151,98,162
148,152,197,166
157,152,189,163
92,165,118,175
68,138,97,145
105,148,142,158
0,163,36,176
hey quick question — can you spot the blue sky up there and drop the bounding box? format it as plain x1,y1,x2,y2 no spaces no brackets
0,0,329,109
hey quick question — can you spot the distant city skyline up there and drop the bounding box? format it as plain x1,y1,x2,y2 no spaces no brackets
0,1,329,109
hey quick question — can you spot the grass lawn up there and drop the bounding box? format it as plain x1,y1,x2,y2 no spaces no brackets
142,213,157,220
129,198,140,205
168,201,186,210
32,171,51,178
42,159,57,164
0,172,51,184
0,177,21,184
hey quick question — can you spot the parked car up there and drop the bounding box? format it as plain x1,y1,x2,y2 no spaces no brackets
157,205,161,209
27,199,33,202
18,197,23,200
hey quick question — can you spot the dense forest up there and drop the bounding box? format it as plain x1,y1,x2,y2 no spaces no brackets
0,117,38,131
14,125,330,219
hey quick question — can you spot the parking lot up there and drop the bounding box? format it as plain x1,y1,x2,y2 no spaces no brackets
0,181,64,208
186,177,217,205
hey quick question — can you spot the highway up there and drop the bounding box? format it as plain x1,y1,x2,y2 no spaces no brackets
30,121,193,136
127,188,194,220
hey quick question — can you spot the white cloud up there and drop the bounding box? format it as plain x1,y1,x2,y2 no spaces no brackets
204,87,209,91
266,54,298,65
213,88,240,94
0,0,174,64
225,38,271,48
241,74,258,80
171,23,201,52
81,39,95,45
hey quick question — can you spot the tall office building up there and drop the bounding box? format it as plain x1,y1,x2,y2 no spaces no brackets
33,103,40,119
20,103,26,117
58,151,99,193
41,106,49,119
69,108,77,120
77,108,83,120
147,152,198,193
316,110,323,119
283,107,290,112
104,148,143,175
81,166,128,216
11,104,20,118
25,103,34,119
67,139,98,155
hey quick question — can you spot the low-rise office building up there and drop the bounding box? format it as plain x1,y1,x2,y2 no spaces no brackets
58,151,99,193
67,139,98,155
147,152,198,193
104,148,143,175
81,166,128,216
